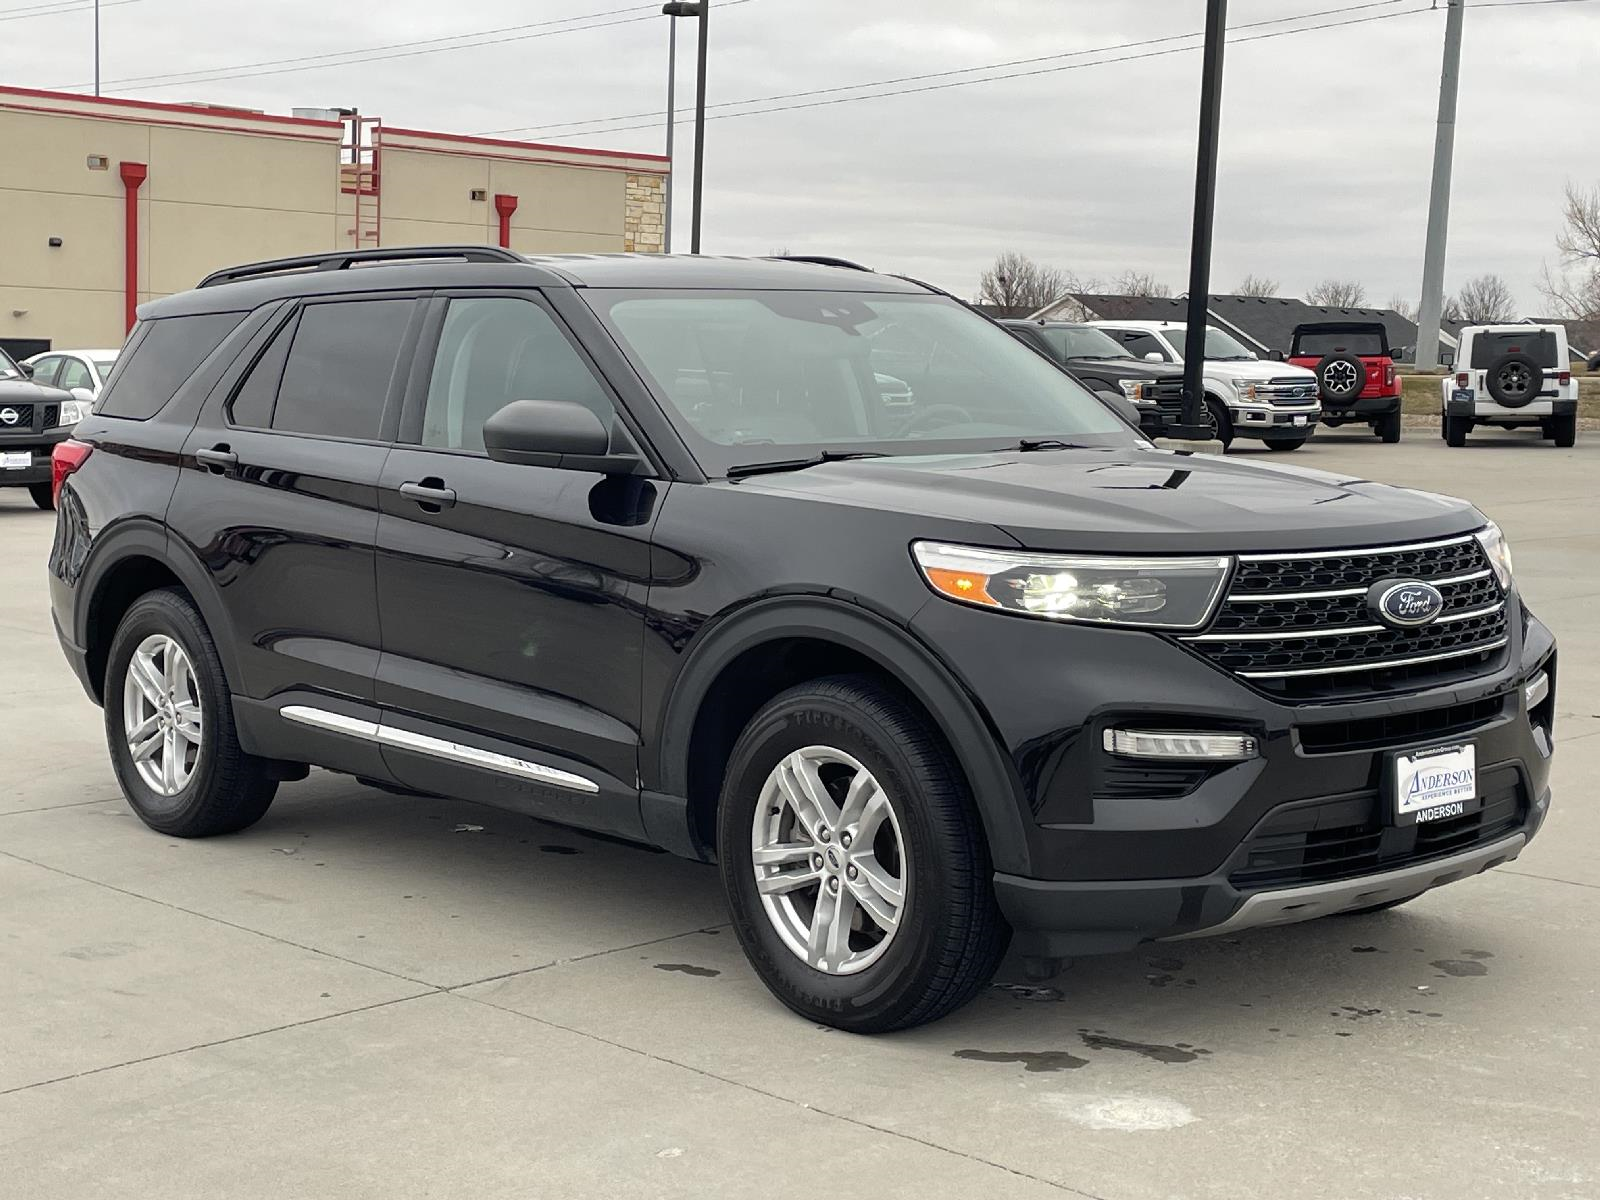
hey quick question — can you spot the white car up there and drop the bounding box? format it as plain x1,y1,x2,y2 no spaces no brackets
23,348,120,402
1090,319,1321,450
1441,324,1578,447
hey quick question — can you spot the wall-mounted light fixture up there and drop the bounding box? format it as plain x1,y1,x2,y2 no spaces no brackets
86,155,109,170
470,189,487,201
48,237,63,248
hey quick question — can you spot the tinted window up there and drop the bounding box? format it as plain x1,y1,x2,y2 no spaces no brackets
1116,331,1173,361
28,355,62,386
1295,330,1386,357
421,298,614,452
99,313,245,419
58,358,93,391
227,316,296,429
1471,330,1558,369
273,300,412,440
0,349,22,381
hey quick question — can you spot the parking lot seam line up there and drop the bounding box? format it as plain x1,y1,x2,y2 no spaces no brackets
0,797,124,817
1500,869,1600,892
443,925,733,993
457,991,1108,1199
0,992,435,1098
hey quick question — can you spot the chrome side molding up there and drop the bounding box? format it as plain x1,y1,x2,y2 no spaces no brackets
280,704,600,794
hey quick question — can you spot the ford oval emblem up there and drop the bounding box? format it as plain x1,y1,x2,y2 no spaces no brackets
1369,580,1445,628
0,407,18,426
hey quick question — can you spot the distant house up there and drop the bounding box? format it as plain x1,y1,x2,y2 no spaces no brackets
1031,292,1462,364
1524,317,1599,364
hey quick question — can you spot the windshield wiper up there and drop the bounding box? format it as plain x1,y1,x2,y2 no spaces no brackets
726,450,887,479
1014,438,1086,452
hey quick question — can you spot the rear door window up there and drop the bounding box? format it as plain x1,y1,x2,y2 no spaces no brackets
1115,331,1174,361
98,313,246,419
1471,330,1558,369
271,299,414,441
58,358,94,391
28,355,62,387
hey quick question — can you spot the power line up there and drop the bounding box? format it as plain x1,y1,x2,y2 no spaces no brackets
1,0,137,22
50,0,754,93
492,0,1411,139
514,3,1436,142
1469,0,1600,7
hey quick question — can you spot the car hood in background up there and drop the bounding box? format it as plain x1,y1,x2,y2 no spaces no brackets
0,379,73,403
1203,360,1318,385
1065,357,1184,382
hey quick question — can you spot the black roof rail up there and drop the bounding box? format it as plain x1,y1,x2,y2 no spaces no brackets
197,244,525,289
767,254,874,272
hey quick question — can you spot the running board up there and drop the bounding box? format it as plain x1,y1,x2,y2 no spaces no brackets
279,705,599,795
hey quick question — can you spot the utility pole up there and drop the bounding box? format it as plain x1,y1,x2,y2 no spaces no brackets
1415,0,1464,370
1173,0,1228,444
690,0,710,253
94,0,101,95
664,14,677,252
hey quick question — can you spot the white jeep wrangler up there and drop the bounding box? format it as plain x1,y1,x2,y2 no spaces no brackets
1441,324,1579,447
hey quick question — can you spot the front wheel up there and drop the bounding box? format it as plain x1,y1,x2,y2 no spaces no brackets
1374,410,1402,443
718,676,1009,1033
28,481,54,510
105,588,278,837
1204,396,1234,449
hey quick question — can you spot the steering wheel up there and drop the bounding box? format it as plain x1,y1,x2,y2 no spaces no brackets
895,403,975,438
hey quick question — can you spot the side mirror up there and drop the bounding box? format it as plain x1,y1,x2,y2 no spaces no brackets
1143,351,1164,363
69,387,95,402
1269,349,1285,362
483,400,637,473
1248,351,1260,360
18,362,34,378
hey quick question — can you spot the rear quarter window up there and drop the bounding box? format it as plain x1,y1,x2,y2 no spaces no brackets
1470,330,1559,369
96,312,245,420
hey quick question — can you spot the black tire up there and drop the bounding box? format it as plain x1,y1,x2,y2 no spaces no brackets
1374,409,1402,443
1483,352,1544,407
1204,395,1234,449
717,676,1009,1033
1540,419,1555,440
105,588,277,837
1444,414,1469,447
1551,413,1577,448
28,481,54,510
1315,353,1366,405
1262,436,1308,452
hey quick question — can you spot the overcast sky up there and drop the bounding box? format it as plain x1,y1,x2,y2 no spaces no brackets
9,0,1597,312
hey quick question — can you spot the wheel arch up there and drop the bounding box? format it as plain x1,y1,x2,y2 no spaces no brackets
644,596,1031,875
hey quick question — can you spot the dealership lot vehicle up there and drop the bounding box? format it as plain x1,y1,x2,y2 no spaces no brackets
1287,320,1404,442
0,343,86,509
999,318,1185,437
50,248,1554,1033
1442,324,1579,447
1091,317,1321,449
23,348,120,398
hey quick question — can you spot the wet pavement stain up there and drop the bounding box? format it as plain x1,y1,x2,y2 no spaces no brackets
539,844,581,855
953,1049,1088,1072
1351,946,1383,954
1079,1034,1211,1063
1431,959,1488,977
992,982,1065,1002
654,963,720,977
1462,949,1494,960
1335,1006,1383,1021
1145,956,1185,972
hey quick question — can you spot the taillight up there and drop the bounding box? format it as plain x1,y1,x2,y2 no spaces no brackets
1557,371,1571,386
1384,363,1395,388
51,439,92,504
1455,372,1470,388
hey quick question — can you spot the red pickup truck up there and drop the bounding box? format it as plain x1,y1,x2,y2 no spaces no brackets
1286,321,1403,443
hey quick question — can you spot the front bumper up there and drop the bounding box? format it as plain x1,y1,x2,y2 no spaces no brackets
1228,402,1321,439
0,426,72,485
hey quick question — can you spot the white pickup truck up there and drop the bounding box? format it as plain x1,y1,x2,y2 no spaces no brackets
1441,324,1579,447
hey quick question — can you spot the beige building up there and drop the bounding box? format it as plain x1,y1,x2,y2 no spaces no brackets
0,87,668,357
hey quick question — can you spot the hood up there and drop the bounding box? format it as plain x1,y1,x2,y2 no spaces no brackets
0,378,72,402
736,446,1482,555
1064,357,1183,381
1203,359,1317,383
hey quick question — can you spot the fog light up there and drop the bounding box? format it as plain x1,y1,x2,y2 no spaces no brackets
1524,671,1549,711
1103,729,1258,761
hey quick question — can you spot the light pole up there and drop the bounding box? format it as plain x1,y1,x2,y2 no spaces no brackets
661,2,703,254
1415,0,1464,371
94,0,101,96
690,0,710,253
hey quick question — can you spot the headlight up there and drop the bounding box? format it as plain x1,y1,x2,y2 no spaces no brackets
56,400,93,425
1118,379,1150,404
1236,382,1258,400
912,542,1232,630
1474,522,1514,589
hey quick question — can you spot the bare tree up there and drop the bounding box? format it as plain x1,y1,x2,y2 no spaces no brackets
1306,279,1368,308
1444,273,1516,325
1537,181,1600,318
976,251,1075,313
1234,274,1279,297
1111,269,1171,298
1388,295,1418,322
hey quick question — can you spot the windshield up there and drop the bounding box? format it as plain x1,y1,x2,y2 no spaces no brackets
590,290,1134,474
1038,325,1134,361
0,349,19,380
1166,325,1256,361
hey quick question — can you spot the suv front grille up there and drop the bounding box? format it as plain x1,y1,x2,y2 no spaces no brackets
0,402,36,431
1228,764,1525,891
1182,535,1509,701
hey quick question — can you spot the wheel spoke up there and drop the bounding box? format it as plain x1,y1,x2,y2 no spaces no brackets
806,886,855,972
173,702,202,744
130,727,163,762
128,652,165,707
752,842,814,868
780,754,840,839
757,866,822,896
846,867,900,935
856,789,892,843
837,770,877,829
161,727,181,792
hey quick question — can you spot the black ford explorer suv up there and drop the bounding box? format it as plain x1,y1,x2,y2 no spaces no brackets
49,247,1555,1033
999,318,1185,438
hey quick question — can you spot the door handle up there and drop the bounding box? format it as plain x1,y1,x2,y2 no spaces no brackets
195,445,238,473
398,479,457,511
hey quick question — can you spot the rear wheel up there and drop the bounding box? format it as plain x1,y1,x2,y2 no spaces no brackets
1551,413,1577,448
105,588,278,837
1444,414,1469,447
1263,436,1308,452
28,481,54,510
718,676,1009,1033
1203,396,1233,449
1374,410,1402,443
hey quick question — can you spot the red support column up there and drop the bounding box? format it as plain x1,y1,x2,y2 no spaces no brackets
494,193,519,249
119,161,148,333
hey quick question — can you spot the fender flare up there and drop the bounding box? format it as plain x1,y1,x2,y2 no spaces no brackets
648,595,1032,875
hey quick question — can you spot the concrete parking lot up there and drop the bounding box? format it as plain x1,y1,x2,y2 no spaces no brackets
2,429,1596,1200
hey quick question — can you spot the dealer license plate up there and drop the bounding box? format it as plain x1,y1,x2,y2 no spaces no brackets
1,451,32,470
1393,743,1478,825
1452,388,1474,404
1292,415,1308,426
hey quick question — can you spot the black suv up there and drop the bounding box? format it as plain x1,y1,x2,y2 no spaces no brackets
49,247,1555,1033
1,344,84,509
1000,319,1185,437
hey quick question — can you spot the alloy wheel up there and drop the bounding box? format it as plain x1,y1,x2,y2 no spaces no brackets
122,633,203,796
750,746,908,975
1323,360,1360,395
1498,363,1531,399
